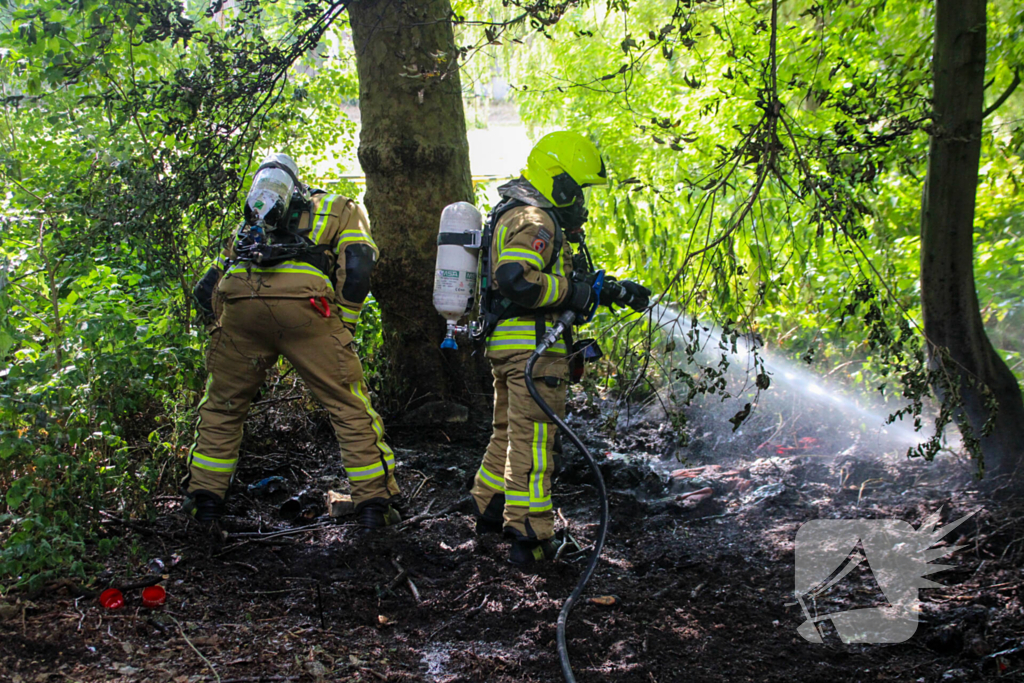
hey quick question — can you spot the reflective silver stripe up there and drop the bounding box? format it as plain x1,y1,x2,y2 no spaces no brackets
477,466,505,491
531,422,548,501
507,490,530,506
530,496,552,511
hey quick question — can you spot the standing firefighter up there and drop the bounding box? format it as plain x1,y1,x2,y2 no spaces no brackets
469,132,650,567
185,153,401,530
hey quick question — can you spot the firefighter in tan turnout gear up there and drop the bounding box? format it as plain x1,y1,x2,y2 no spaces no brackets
469,132,651,567
184,153,400,530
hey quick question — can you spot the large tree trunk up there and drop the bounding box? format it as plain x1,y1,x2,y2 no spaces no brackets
921,0,1024,486
349,0,490,411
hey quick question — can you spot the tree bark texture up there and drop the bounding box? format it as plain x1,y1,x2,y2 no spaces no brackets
921,0,1024,483
349,0,490,411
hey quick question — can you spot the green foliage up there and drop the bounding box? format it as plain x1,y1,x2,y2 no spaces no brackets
0,0,361,589
456,0,1024,462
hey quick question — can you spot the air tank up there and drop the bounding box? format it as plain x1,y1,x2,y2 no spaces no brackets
433,202,482,349
245,153,299,226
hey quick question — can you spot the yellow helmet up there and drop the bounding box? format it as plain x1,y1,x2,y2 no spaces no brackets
522,131,607,207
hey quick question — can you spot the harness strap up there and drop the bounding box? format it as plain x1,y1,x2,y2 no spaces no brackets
476,199,566,342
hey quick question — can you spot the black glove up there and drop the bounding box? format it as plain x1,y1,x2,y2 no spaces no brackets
618,280,651,311
565,278,595,315
599,277,621,307
603,279,650,311
192,266,222,323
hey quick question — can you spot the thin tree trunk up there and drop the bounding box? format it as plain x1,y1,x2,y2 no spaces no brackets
921,0,1024,486
349,0,490,411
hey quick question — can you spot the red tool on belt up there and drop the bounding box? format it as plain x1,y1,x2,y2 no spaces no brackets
310,296,331,317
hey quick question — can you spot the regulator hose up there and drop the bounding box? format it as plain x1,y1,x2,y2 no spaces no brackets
524,310,610,683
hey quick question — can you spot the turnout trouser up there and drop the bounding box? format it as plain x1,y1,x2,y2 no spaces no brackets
471,353,567,540
186,297,400,505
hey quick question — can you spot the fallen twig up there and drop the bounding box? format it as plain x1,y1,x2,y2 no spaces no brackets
669,466,707,479
98,510,177,540
677,487,713,501
117,575,166,592
466,594,489,617
387,569,409,592
171,615,220,683
650,579,684,600
395,497,469,529
390,557,421,603
227,521,331,539
359,667,388,681
45,574,165,600
410,475,433,500
449,578,500,605
557,507,571,529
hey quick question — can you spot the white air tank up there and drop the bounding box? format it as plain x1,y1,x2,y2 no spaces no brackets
433,202,482,349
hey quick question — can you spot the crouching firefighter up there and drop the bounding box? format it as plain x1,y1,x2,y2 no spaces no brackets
184,153,401,531
467,132,651,568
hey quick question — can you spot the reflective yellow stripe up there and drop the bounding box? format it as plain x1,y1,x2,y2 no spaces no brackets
494,321,540,333
337,230,377,250
191,452,238,472
496,222,509,259
226,261,333,289
486,339,567,354
497,248,545,271
530,422,548,502
350,381,394,459
347,453,396,481
486,323,567,354
539,274,560,306
552,243,566,278
310,195,340,243
477,466,505,491
339,305,361,324
188,374,214,464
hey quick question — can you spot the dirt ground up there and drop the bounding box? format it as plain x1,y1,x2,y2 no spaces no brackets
2,398,1023,683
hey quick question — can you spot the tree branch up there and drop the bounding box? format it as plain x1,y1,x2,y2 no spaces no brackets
983,68,1021,119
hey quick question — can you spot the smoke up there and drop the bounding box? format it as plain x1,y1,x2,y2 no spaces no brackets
635,305,927,466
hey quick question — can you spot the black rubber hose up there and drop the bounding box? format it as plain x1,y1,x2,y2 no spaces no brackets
524,321,609,683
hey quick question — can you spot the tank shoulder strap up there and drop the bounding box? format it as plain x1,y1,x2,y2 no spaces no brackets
474,200,566,343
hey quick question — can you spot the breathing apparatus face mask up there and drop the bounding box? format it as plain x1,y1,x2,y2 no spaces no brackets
559,187,590,243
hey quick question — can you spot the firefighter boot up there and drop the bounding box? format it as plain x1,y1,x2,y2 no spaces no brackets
357,499,401,533
509,537,562,569
182,490,226,524
475,494,505,535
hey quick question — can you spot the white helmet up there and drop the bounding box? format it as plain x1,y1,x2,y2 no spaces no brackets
245,153,300,228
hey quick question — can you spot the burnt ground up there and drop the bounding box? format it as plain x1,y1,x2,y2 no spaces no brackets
2,396,1024,683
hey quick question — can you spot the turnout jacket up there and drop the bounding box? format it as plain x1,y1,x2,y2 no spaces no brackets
485,205,574,360
215,193,377,333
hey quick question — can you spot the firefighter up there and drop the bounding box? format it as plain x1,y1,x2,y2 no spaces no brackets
469,132,650,567
184,153,401,530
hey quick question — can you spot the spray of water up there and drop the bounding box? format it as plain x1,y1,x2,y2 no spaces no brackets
646,305,924,454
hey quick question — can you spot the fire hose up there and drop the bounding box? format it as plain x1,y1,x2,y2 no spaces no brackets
524,307,610,683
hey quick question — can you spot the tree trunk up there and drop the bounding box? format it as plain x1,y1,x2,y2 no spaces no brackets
921,0,1024,485
349,0,490,411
